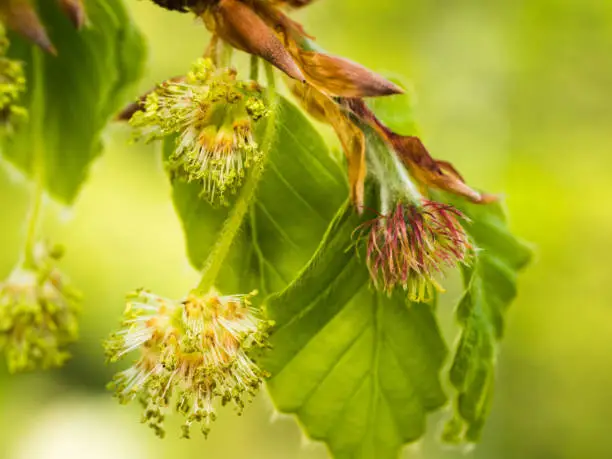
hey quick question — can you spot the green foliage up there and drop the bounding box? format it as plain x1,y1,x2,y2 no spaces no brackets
170,92,456,458
442,197,533,443
167,97,347,294
169,79,532,455
261,200,447,459
1,0,145,204
370,74,532,446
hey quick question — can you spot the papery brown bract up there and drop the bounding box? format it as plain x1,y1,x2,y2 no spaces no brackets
199,0,402,98
208,0,305,81
0,0,54,53
387,132,490,203
57,0,86,29
345,97,497,204
147,0,200,12
274,0,316,8
1,0,91,52
289,47,404,98
289,80,366,210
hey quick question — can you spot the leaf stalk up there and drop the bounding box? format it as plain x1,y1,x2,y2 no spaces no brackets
195,62,277,294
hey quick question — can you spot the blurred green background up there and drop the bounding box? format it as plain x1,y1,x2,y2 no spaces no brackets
1,1,611,458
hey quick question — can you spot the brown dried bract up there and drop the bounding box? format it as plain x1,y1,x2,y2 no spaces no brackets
1,0,89,53
0,0,54,53
57,0,87,30
288,45,404,98
345,98,496,204
274,0,317,8
290,80,366,210
198,0,401,98
208,0,305,81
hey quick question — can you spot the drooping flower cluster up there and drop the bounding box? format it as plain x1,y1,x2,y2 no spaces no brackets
130,58,269,203
0,31,27,133
0,242,81,373
356,201,471,301
105,288,271,438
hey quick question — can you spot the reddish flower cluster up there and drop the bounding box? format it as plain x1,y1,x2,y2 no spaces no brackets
357,201,470,301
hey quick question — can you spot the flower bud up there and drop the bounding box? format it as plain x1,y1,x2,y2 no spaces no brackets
105,288,271,438
0,242,81,373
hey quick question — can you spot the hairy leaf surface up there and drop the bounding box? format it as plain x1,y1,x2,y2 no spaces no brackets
168,97,347,294
1,0,146,203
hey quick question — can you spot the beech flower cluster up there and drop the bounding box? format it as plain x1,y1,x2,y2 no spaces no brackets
130,58,269,203
105,288,271,438
0,242,80,373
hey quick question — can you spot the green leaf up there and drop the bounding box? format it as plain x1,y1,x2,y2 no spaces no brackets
261,199,448,459
366,75,533,444
169,94,448,457
1,0,146,203
442,198,532,443
168,96,348,294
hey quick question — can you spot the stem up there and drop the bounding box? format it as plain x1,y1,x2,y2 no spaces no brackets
195,63,277,294
24,47,46,267
250,55,260,81
204,35,219,62
389,150,422,204
367,137,393,214
219,41,234,68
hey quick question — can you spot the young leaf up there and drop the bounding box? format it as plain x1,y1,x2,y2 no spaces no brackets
442,198,532,443
169,94,448,456
368,75,532,444
1,0,146,203
168,96,348,294
261,199,448,459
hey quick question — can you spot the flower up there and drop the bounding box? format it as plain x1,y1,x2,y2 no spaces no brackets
0,242,81,373
130,58,269,203
356,200,470,301
0,32,27,133
105,288,271,439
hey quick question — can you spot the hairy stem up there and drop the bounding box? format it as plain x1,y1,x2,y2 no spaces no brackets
195,63,277,294
23,47,46,267
250,55,260,81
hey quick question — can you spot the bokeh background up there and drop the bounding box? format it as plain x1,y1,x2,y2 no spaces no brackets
1,1,611,458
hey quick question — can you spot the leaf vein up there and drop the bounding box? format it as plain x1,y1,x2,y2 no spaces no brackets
296,322,373,413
